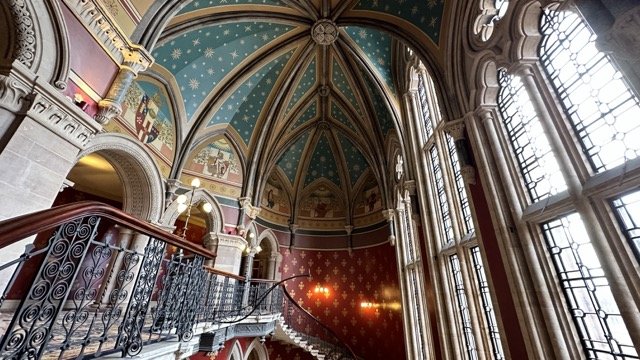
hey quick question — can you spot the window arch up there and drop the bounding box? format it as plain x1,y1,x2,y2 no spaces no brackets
539,8,640,174
411,64,505,359
479,3,640,359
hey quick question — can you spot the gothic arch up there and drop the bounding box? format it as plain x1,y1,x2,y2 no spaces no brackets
244,338,268,360
161,188,225,234
229,340,243,360
77,133,164,222
0,0,70,88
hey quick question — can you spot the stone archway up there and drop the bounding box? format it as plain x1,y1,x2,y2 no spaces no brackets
256,230,282,281
244,338,268,360
78,133,164,222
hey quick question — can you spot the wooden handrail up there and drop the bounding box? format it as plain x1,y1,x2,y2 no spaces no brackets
281,285,358,359
0,201,217,259
203,265,245,281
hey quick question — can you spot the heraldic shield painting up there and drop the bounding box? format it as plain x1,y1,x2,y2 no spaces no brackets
181,136,243,198
120,78,176,164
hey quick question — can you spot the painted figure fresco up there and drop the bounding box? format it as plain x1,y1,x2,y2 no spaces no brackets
354,176,382,216
121,79,175,162
261,175,291,215
187,137,242,186
299,185,344,219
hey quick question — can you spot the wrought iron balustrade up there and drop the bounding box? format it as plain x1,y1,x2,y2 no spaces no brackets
0,202,282,360
281,286,357,360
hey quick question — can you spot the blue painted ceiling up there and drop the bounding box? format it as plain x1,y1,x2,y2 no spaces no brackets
157,0,447,223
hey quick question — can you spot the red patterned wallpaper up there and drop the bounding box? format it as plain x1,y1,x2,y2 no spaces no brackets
280,244,406,360
265,340,315,360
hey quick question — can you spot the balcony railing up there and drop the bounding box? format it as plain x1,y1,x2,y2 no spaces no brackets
281,286,358,359
0,202,282,359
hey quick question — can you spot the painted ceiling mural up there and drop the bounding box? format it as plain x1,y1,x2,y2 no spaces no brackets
104,77,176,177
137,0,448,233
206,50,294,144
177,0,285,15
343,26,397,96
354,0,446,43
182,136,244,198
290,100,318,131
152,21,296,121
285,57,317,115
304,134,342,188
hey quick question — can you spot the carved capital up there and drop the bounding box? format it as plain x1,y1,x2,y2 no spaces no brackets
381,209,395,222
94,99,122,125
0,73,31,113
461,165,477,185
121,46,153,75
443,118,466,140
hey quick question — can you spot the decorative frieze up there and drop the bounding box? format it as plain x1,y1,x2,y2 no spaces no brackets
61,0,153,67
1,64,100,148
7,0,36,68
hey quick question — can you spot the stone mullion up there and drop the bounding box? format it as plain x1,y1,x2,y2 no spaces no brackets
515,62,640,353
476,107,576,360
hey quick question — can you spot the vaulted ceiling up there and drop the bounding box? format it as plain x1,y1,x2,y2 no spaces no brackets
143,0,447,229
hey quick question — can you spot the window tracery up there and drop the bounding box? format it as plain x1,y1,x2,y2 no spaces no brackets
474,0,509,41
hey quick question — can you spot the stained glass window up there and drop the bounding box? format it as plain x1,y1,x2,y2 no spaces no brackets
450,254,478,360
541,213,636,359
497,69,567,202
540,9,640,173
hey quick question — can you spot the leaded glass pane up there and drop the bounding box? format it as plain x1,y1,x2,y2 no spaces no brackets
540,9,640,173
497,69,567,202
450,254,478,360
470,247,504,360
430,145,455,244
446,134,475,235
542,213,637,359
612,190,640,259
418,75,434,139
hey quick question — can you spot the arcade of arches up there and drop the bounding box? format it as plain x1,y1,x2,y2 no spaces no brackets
1,0,640,359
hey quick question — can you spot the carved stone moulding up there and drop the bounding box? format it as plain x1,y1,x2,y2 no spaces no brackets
311,19,339,45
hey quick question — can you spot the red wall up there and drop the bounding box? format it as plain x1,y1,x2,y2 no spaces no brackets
469,172,527,359
280,244,406,360
266,340,315,360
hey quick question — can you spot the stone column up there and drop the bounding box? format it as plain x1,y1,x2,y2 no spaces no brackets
98,226,135,305
0,64,101,295
203,232,218,267
213,234,246,275
94,48,153,125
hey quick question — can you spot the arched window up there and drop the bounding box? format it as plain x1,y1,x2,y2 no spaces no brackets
489,4,640,359
539,9,640,173
414,65,504,359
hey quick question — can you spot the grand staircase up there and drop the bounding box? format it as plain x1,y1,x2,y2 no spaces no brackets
0,202,357,360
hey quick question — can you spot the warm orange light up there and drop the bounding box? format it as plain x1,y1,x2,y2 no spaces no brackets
313,284,330,297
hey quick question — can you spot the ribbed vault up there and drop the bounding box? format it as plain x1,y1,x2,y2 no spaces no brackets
139,0,447,234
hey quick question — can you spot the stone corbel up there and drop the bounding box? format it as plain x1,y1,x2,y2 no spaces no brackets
95,47,153,125
382,209,396,246
0,70,31,113
403,180,416,196
165,179,181,207
239,197,261,220
445,115,477,185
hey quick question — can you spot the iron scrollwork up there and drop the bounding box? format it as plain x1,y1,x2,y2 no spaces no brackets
0,216,101,359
